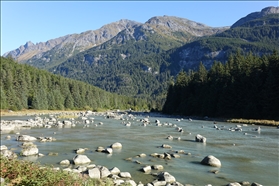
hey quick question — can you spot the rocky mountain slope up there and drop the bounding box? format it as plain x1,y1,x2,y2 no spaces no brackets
231,6,279,28
3,16,227,69
3,19,141,67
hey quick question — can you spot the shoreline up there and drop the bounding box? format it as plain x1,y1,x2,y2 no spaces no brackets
0,109,85,117
1,109,278,127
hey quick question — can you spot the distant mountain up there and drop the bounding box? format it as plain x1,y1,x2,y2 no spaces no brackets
3,16,227,70
231,6,279,28
164,11,279,73
47,16,227,101
3,19,141,68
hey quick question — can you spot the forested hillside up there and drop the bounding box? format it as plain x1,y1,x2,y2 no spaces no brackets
51,29,183,104
164,14,279,73
0,57,149,111
162,51,279,120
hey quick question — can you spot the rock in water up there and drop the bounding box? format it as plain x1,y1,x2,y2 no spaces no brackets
201,155,221,167
73,154,91,165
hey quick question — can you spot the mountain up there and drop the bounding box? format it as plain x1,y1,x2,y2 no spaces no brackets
163,10,279,73
231,6,279,28
3,19,141,68
3,16,226,70
47,16,227,101
3,7,278,110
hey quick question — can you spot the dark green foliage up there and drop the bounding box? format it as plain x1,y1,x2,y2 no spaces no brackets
162,51,279,120
0,57,149,111
50,33,181,110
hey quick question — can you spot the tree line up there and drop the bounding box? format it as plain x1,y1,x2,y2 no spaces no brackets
0,57,150,111
162,50,279,120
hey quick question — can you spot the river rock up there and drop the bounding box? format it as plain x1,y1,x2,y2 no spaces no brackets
136,153,146,158
227,182,242,186
114,179,125,185
1,149,17,159
110,167,121,175
98,166,111,178
119,172,132,178
142,165,152,173
166,135,173,140
21,142,39,156
0,145,8,151
152,180,167,186
158,172,176,183
152,165,164,170
251,182,263,186
195,134,206,143
161,144,172,148
103,148,113,154
76,148,87,154
110,142,122,149
60,159,70,165
17,135,37,142
73,154,91,165
88,167,100,179
201,155,221,167
96,146,105,152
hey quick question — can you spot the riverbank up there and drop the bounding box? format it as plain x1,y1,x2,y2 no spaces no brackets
1,109,278,127
226,118,279,126
0,109,85,117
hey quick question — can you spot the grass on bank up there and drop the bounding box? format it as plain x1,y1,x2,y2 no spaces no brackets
227,118,279,126
0,156,116,186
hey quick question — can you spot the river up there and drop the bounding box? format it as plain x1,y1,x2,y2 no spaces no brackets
1,112,278,185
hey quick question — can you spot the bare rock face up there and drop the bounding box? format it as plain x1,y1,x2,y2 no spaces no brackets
201,155,221,167
231,6,279,28
146,15,228,37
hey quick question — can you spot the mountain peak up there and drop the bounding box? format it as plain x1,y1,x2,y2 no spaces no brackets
145,15,227,37
231,6,279,28
24,41,35,47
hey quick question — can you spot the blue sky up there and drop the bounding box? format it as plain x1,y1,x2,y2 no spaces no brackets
1,1,278,55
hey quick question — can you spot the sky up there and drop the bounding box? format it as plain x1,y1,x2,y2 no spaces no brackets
1,1,278,55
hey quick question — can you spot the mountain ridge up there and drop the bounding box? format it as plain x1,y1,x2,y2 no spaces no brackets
3,19,141,62
231,6,279,28
3,15,228,64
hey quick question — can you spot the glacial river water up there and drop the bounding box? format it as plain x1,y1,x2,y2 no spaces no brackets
1,113,279,185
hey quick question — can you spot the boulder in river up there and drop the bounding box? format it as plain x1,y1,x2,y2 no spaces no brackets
17,135,37,142
21,142,39,156
195,134,206,143
158,172,176,183
110,142,122,149
73,154,91,165
60,159,70,165
201,155,221,167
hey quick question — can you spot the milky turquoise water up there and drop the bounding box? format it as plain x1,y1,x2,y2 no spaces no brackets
1,113,279,185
